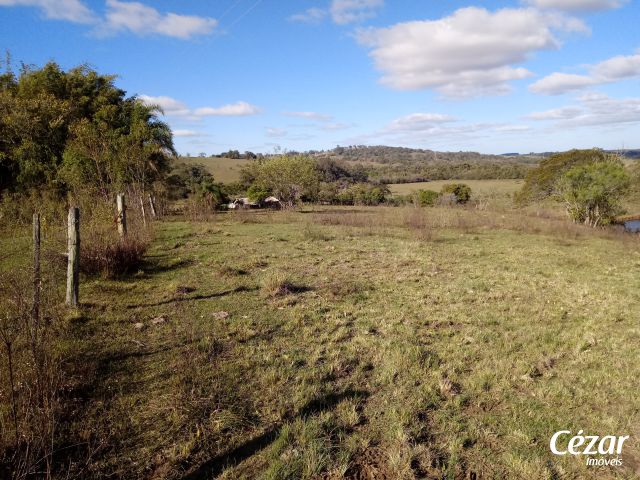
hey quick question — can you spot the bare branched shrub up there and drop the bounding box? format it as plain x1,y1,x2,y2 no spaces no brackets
81,235,149,279
0,260,65,479
400,209,438,241
70,193,153,279
183,196,218,221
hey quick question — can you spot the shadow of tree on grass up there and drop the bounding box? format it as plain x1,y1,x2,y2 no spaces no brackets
182,389,369,479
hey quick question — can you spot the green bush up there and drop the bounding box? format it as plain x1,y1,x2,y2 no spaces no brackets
557,161,630,227
413,189,439,206
441,183,472,204
516,149,609,204
348,183,389,206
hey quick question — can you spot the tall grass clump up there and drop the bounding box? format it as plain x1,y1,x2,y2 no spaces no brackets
0,256,66,479
261,271,307,298
81,235,150,279
74,193,152,279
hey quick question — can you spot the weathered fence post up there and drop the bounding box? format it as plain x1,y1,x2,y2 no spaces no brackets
32,213,41,323
66,207,80,307
148,193,157,219
116,193,127,238
139,195,147,228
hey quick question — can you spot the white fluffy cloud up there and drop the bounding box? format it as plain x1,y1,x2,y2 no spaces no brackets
320,122,352,131
523,0,624,11
103,0,217,38
330,0,383,24
173,129,203,137
194,102,261,116
283,111,333,122
139,95,260,119
139,95,191,116
530,50,640,94
369,112,530,146
357,7,583,98
0,0,94,23
526,106,584,120
289,0,382,25
0,0,219,38
266,127,288,137
527,92,640,127
386,113,457,132
529,73,595,94
288,7,327,23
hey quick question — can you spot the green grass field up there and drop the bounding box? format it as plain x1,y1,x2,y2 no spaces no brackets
179,156,250,183
4,206,638,478
390,179,524,198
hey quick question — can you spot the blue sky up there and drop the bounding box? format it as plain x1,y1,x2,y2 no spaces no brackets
1,0,639,155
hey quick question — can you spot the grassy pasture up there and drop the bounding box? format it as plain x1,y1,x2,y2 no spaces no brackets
2,206,640,479
179,156,250,183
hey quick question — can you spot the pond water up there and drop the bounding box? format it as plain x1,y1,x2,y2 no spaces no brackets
624,220,640,232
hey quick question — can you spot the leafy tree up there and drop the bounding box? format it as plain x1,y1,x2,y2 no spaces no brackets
316,182,340,204
249,155,320,207
517,149,609,203
222,181,245,197
441,183,472,204
316,158,368,184
246,183,271,203
0,89,69,191
194,176,227,210
0,61,175,199
237,159,258,186
165,163,215,199
60,99,174,199
118,100,174,196
557,160,630,227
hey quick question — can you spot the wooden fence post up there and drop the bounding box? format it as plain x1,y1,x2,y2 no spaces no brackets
66,207,80,307
148,193,157,219
116,193,127,238
139,195,147,228
32,214,41,324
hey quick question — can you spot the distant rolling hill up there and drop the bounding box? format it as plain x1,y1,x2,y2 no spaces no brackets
177,156,250,183
175,147,639,184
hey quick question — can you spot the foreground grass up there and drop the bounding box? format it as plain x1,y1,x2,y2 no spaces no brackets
4,206,640,478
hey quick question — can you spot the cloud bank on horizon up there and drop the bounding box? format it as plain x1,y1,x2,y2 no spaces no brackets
1,0,639,153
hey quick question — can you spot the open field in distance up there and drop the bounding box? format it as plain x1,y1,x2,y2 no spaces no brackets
179,156,250,183
390,179,525,197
